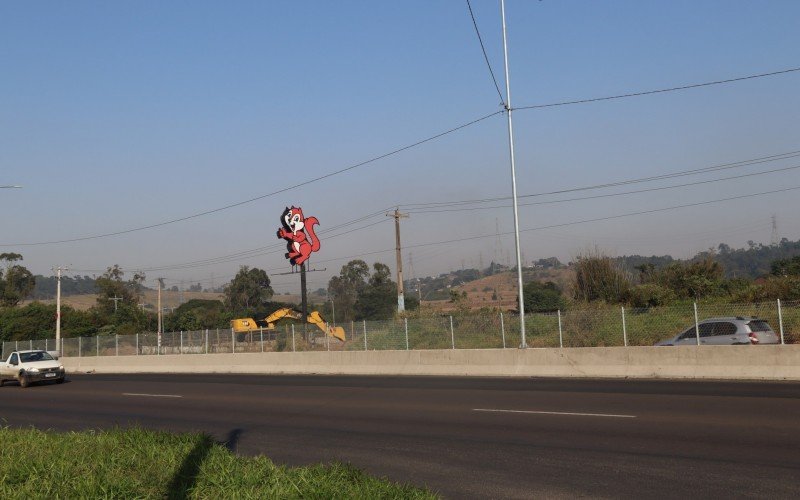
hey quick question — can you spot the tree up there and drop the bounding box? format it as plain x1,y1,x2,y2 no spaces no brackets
522,281,566,313
165,299,229,331
655,258,723,299
95,265,144,313
354,263,396,320
327,260,370,322
92,266,149,334
224,266,274,314
0,253,35,307
771,255,800,277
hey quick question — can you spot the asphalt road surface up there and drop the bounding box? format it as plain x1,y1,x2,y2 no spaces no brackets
2,374,799,499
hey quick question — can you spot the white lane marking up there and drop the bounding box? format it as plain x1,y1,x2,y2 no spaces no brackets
473,408,636,418
122,393,183,398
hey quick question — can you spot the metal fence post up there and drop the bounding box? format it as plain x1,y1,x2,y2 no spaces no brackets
116,334,119,356
326,324,330,351
180,331,183,354
291,324,296,352
500,312,506,349
205,329,209,354
621,306,628,347
450,316,455,350
136,333,139,355
694,302,700,345
46,339,48,351
363,320,367,350
96,336,99,357
260,327,264,352
778,299,785,345
405,317,409,350
78,337,81,358
231,328,235,353
30,339,33,350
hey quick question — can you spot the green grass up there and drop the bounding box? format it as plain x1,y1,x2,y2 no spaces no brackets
0,427,437,499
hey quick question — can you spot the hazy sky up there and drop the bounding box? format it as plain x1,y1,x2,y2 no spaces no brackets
2,1,799,294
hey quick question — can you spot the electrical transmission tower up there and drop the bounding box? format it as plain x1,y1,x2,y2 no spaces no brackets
771,215,780,246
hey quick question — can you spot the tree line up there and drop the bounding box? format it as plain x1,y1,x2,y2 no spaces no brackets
0,256,404,342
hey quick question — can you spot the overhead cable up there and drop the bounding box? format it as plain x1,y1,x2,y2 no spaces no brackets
0,111,502,247
404,162,800,214
515,66,800,110
465,0,505,104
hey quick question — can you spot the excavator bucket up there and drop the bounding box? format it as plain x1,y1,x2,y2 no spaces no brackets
328,326,346,342
306,311,346,341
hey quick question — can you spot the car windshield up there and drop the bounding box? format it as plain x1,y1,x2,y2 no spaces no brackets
19,351,54,362
747,320,773,332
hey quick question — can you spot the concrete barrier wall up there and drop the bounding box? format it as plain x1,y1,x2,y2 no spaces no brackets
61,345,800,380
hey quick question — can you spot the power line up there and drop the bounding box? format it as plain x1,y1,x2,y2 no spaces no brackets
401,185,800,252
133,208,394,272
401,149,800,210
6,67,798,248
139,217,392,273
0,111,502,247
68,149,800,277
465,0,505,104
160,184,800,286
404,162,800,214
515,66,800,111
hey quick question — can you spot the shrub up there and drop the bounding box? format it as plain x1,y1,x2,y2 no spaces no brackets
571,250,631,303
522,281,567,313
626,284,675,308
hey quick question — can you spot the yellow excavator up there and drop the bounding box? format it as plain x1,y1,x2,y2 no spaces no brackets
231,308,345,341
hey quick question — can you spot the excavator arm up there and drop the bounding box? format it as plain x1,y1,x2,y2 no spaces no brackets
231,308,345,341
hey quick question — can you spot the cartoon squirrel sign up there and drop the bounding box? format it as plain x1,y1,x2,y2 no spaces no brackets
277,206,320,266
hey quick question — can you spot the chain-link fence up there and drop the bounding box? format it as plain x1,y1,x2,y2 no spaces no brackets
3,300,799,360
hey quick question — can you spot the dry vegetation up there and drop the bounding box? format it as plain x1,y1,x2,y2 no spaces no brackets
422,268,574,312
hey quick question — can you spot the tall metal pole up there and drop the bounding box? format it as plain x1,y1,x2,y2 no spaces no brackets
500,0,526,348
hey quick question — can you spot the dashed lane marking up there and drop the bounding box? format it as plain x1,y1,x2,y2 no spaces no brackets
122,393,183,398
473,408,636,418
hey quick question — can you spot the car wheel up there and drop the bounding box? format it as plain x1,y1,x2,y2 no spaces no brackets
56,377,65,384
0,379,4,387
19,373,29,388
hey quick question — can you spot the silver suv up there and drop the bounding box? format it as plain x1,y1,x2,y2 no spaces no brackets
655,317,780,346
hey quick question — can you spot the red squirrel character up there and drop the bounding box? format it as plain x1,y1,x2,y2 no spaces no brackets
277,206,320,266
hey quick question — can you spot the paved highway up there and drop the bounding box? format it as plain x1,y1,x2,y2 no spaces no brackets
2,374,799,498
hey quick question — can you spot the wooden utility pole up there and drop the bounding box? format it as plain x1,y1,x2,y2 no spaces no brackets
387,208,409,312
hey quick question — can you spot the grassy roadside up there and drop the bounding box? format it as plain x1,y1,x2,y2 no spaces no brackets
0,427,436,499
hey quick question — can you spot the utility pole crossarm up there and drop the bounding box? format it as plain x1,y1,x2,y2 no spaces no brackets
387,208,409,312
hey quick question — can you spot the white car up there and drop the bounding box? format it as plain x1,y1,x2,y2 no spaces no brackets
0,350,66,388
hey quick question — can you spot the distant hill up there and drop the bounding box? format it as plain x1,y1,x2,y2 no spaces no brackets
402,237,800,312
32,275,98,299
615,238,800,279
